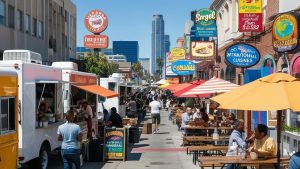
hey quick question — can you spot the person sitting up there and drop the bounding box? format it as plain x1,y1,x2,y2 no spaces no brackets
103,109,110,123
223,112,237,127
192,108,201,121
108,107,123,128
181,107,193,129
288,151,300,169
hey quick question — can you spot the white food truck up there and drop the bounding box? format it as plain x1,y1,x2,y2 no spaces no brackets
0,60,64,168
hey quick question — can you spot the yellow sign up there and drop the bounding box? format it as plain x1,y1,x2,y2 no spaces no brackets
168,48,185,62
239,0,262,13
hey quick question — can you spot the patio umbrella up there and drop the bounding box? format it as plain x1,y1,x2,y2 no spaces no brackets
159,83,170,89
164,83,191,93
174,80,210,98
211,73,300,169
180,77,240,97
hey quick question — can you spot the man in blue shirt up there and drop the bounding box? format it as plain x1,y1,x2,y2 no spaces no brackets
57,110,82,169
181,107,192,129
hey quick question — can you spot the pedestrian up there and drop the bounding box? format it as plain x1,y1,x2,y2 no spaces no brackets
80,100,93,140
57,110,82,169
288,151,300,169
108,107,123,128
103,109,110,123
149,95,161,134
126,96,137,118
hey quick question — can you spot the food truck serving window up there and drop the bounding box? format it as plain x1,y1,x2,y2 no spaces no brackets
0,97,16,135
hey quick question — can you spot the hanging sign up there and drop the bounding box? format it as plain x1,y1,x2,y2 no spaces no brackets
193,9,217,37
239,0,262,13
171,60,195,76
104,128,126,161
190,41,214,60
239,13,263,32
85,10,108,34
273,13,299,52
168,48,185,62
225,43,261,68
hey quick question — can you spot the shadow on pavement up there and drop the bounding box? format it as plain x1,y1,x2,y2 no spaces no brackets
132,144,150,148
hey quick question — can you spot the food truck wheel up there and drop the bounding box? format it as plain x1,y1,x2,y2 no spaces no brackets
39,145,49,169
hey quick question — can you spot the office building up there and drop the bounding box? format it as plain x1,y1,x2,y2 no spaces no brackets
151,14,165,75
164,35,170,54
113,41,139,63
139,57,150,73
0,0,76,64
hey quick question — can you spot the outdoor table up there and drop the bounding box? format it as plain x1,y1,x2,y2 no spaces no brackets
183,136,229,146
198,156,290,169
186,145,228,165
183,126,233,136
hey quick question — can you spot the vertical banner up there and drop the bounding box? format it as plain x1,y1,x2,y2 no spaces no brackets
238,0,263,32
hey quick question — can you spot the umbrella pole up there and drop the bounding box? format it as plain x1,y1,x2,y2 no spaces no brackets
276,110,282,169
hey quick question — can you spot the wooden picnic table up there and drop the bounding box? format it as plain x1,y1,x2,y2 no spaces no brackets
184,126,233,130
186,145,228,165
183,126,234,136
183,136,229,146
198,156,290,169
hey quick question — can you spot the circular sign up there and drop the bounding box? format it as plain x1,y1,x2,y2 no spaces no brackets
225,43,260,68
171,60,195,76
272,13,298,52
84,10,108,34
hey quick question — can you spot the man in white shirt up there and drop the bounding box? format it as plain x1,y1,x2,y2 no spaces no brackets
149,95,161,134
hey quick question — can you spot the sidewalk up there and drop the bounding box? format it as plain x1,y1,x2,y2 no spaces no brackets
101,110,199,169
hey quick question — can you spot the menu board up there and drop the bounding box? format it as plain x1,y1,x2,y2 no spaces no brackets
104,128,126,161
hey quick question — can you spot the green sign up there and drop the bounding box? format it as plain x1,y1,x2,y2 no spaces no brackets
195,9,216,26
104,128,126,161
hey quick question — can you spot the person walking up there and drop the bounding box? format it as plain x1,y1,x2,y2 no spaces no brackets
57,110,82,169
149,95,161,134
127,96,137,118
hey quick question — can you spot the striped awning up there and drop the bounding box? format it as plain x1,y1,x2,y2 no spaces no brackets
180,77,239,96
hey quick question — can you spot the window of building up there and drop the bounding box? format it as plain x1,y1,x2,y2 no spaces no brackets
290,111,300,128
17,9,23,31
8,5,14,28
32,18,37,36
0,97,16,135
37,21,43,39
25,14,30,33
0,0,5,25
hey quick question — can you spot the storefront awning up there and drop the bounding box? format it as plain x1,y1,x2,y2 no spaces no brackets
72,84,118,98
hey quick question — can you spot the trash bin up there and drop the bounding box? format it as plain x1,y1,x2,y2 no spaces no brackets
129,127,140,143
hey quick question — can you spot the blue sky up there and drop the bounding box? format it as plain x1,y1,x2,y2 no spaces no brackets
72,0,212,58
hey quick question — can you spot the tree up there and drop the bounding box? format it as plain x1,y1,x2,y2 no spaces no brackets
85,55,119,77
132,62,143,84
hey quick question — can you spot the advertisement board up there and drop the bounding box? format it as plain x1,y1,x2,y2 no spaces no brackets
104,128,126,161
239,13,263,32
193,9,217,37
225,43,261,68
239,0,262,13
166,62,176,76
190,41,214,60
85,10,108,34
168,48,185,62
84,35,109,48
171,60,195,76
273,13,299,52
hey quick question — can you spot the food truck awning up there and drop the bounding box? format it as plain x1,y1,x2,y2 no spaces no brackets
72,84,118,98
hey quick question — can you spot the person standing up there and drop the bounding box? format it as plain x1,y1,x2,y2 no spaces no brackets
80,100,93,140
57,110,82,169
127,96,137,118
149,95,161,134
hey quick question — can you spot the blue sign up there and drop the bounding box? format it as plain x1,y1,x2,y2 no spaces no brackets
225,43,261,68
171,60,195,75
191,25,217,37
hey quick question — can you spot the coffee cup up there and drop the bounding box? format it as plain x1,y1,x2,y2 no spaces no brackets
250,152,258,160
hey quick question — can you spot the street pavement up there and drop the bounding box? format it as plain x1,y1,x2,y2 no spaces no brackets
48,110,205,169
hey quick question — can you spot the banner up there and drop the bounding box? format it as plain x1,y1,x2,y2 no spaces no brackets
239,0,262,14
239,13,263,32
171,60,195,76
84,35,109,48
190,41,214,60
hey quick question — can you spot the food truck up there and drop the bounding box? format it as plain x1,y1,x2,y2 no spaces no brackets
0,70,18,169
0,60,64,168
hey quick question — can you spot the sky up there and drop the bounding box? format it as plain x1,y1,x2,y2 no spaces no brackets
72,0,213,58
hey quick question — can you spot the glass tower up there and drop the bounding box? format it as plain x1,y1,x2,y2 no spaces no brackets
151,15,165,75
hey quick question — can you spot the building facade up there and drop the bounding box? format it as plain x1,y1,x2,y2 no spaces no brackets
151,14,165,75
139,57,150,74
0,0,76,64
113,41,139,63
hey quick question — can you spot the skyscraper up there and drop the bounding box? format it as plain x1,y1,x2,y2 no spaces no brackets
113,41,139,63
164,35,170,54
151,15,165,75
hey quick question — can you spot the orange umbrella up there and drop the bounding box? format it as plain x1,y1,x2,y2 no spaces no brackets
174,80,210,98
211,73,300,168
164,83,191,93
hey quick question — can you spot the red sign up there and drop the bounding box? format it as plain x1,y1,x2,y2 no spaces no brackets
70,74,97,85
84,10,108,33
84,35,109,49
239,13,263,32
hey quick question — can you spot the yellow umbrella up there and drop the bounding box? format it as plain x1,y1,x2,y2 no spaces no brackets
159,83,170,89
211,73,300,111
211,73,300,169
